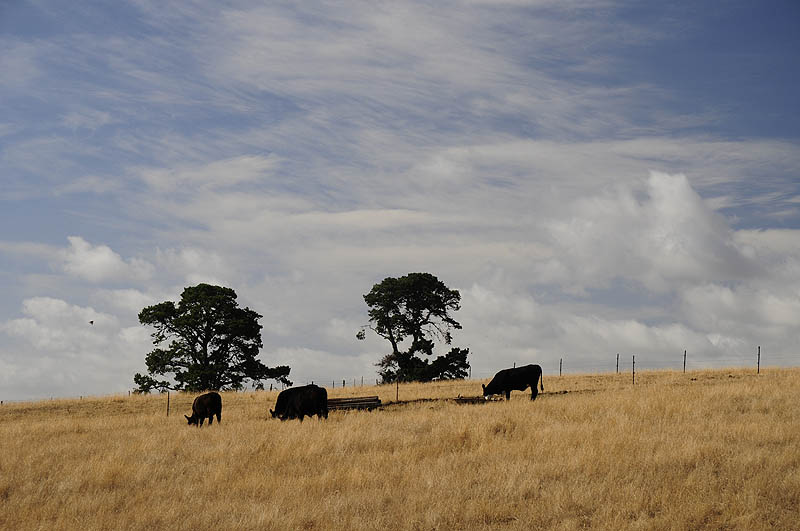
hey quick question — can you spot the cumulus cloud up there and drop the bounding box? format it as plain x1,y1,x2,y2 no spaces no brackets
542,172,758,293
61,236,153,283
3,297,117,351
0,297,151,400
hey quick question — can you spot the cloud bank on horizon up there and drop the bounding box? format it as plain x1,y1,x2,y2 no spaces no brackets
1,1,799,400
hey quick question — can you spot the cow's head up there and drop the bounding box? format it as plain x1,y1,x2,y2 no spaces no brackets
482,383,496,400
185,414,198,425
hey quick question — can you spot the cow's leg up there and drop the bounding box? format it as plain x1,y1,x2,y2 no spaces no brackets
208,415,213,425
216,412,221,423
530,386,539,401
505,390,511,400
199,417,204,427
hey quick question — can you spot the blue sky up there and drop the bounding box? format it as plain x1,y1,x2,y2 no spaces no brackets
1,0,799,400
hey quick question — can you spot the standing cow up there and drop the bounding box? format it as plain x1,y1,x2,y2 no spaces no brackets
185,391,222,427
270,384,328,421
483,364,544,401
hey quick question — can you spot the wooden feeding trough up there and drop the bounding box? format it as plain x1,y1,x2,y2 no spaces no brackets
327,396,382,411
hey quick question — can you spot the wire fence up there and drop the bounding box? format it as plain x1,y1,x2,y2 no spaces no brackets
289,345,797,388
2,346,796,406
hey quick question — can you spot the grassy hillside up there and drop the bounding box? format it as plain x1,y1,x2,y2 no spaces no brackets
1,368,798,530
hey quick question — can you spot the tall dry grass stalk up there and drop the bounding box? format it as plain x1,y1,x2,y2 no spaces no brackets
1,368,798,530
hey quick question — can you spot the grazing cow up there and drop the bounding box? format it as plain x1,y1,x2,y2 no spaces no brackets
270,384,328,421
483,364,544,401
185,391,222,427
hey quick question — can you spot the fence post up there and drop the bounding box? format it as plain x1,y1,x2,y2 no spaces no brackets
396,380,399,402
632,356,635,385
616,353,619,374
342,379,346,388
683,350,687,373
757,346,761,374
166,391,170,417
559,358,562,377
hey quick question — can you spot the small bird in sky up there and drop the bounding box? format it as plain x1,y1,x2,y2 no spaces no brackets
89,320,94,325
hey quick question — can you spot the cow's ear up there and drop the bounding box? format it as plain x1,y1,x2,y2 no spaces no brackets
184,415,190,421
481,384,486,392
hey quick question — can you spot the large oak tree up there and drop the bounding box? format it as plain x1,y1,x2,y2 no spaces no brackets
360,272,469,383
134,283,291,392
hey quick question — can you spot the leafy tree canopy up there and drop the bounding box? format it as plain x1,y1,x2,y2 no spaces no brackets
361,272,469,383
134,283,291,392
376,347,470,383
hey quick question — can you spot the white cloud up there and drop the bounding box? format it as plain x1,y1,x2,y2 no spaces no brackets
61,236,154,283
541,172,757,293
3,297,118,348
154,247,233,287
0,297,151,400
93,288,163,315
138,154,281,193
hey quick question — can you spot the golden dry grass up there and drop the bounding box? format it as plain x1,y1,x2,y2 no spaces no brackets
1,368,799,530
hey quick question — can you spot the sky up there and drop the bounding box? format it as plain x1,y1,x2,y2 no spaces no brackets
1,0,799,401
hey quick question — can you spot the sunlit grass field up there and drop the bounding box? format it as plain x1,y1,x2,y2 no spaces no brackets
1,368,799,530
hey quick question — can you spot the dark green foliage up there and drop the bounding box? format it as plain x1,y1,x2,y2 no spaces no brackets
377,347,470,383
134,283,291,392
363,273,469,383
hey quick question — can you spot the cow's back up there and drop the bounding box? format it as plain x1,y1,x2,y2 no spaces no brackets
282,384,327,420
193,391,222,416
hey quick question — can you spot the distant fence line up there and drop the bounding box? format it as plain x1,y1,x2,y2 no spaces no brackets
3,346,796,406
542,345,782,378
295,345,792,388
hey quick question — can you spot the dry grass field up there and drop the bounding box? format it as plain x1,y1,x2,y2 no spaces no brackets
1,368,799,530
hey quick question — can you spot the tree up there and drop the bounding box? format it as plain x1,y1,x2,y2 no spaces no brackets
134,283,291,392
360,272,469,383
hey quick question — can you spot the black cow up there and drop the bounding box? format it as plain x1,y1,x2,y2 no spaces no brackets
270,384,328,421
482,364,544,401
185,391,222,427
